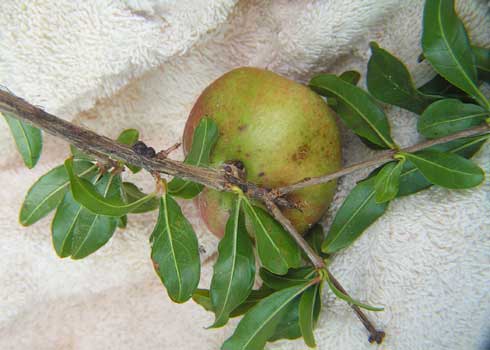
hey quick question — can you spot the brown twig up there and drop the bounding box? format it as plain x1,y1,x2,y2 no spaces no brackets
273,123,490,197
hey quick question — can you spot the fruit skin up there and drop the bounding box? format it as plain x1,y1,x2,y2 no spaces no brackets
183,67,341,238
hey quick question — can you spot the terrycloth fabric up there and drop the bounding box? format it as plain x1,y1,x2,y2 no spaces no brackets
1,1,489,349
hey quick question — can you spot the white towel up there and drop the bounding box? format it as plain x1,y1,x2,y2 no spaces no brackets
1,1,489,349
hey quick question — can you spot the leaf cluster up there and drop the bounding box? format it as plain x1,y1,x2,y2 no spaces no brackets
3,1,489,349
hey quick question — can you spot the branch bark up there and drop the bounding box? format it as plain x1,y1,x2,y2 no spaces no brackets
272,123,490,197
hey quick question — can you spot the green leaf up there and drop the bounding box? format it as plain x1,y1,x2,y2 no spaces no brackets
374,159,405,203
65,158,156,216
3,113,42,168
400,150,484,189
116,128,141,173
210,196,255,328
52,173,120,259
20,161,97,226
168,118,219,199
122,182,159,213
150,194,200,303
305,224,324,255
299,283,321,347
70,145,93,161
367,42,437,114
339,70,361,85
473,46,490,83
117,128,139,146
221,282,312,350
268,297,302,342
417,74,469,101
242,198,301,275
398,134,489,197
230,287,274,318
117,215,127,229
260,267,315,291
418,99,488,139
325,274,383,312
310,74,396,149
322,177,389,254
422,0,489,109
193,287,274,318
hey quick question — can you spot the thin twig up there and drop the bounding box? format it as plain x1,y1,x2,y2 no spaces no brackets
263,197,384,343
273,123,490,197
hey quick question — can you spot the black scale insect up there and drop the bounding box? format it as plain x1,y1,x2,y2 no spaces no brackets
132,141,156,158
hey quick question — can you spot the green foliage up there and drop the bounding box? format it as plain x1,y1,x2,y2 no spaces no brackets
150,194,200,303
116,128,141,173
310,74,396,149
19,161,96,226
210,196,255,328
168,118,219,198
221,282,313,350
260,267,316,290
400,150,484,189
418,99,488,138
65,158,156,216
242,198,302,275
8,2,490,349
367,42,437,114
422,0,489,109
322,177,389,254
3,112,42,168
299,283,321,347
374,159,405,203
325,274,383,312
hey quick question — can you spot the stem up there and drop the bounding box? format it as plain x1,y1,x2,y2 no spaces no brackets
327,271,385,344
263,197,384,343
273,123,490,196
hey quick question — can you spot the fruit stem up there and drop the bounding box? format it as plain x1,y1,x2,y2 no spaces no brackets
263,196,385,343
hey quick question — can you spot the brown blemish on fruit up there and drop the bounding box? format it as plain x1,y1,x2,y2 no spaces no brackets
238,124,248,132
258,172,265,177
292,144,310,161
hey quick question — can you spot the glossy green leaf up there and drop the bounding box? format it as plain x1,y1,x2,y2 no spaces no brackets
260,267,315,291
325,274,383,312
65,158,156,216
310,74,396,149
339,70,361,85
150,194,200,303
299,283,321,347
3,113,42,168
401,150,484,189
122,182,159,213
268,297,302,342
398,134,489,197
367,42,437,114
417,74,469,101
20,161,97,226
305,224,324,255
52,173,120,259
193,287,274,318
322,177,389,254
117,128,139,146
117,215,127,229
422,0,489,109
473,46,490,82
242,198,301,275
374,159,405,203
168,118,219,198
116,128,141,173
418,99,488,139
221,282,312,350
210,196,255,328
70,145,93,161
